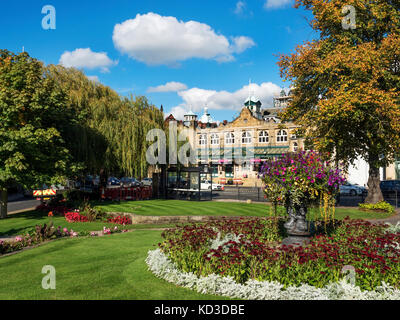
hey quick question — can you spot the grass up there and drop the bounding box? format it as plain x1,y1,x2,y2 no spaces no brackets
0,230,227,300
96,199,395,220
0,199,396,299
1,200,394,237
0,210,177,237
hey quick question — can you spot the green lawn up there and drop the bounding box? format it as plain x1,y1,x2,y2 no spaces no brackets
1,200,394,237
0,230,226,300
0,210,177,237
97,199,394,220
0,199,396,300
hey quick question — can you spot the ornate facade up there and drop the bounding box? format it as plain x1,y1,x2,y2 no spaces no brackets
165,90,305,185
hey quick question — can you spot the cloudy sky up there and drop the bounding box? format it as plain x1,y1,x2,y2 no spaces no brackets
1,0,316,121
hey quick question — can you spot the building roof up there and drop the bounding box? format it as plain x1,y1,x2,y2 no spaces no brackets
185,110,196,117
199,107,214,123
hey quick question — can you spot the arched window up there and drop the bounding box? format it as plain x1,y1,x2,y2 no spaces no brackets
276,130,288,142
242,131,252,144
225,132,235,145
199,134,207,145
259,131,269,143
293,142,298,152
210,133,219,145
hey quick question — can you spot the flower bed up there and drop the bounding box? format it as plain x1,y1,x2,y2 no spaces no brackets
146,249,400,300
359,201,395,215
158,218,400,292
0,223,79,255
107,215,132,225
36,202,132,225
65,211,89,223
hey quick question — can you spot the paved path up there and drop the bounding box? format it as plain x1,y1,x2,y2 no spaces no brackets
7,199,40,215
367,210,400,225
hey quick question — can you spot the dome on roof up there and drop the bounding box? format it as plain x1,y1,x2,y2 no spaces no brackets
200,107,213,123
245,96,259,103
185,110,196,116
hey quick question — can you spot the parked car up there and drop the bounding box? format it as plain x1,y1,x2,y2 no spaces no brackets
141,178,153,186
108,177,120,186
120,177,140,187
339,182,367,196
201,180,223,191
380,180,400,192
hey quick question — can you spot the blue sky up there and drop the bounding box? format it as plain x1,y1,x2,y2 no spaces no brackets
0,0,317,122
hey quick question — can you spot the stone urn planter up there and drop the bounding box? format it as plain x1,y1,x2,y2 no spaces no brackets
281,195,311,247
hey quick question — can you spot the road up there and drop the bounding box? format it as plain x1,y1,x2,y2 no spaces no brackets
7,198,40,214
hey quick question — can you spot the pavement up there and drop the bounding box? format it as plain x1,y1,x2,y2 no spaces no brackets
6,194,40,215
367,209,400,225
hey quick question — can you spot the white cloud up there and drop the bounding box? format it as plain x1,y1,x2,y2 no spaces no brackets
87,75,99,83
264,0,293,9
59,48,117,72
169,105,188,120
147,81,188,93
230,36,256,54
234,1,246,15
175,82,282,113
112,12,255,65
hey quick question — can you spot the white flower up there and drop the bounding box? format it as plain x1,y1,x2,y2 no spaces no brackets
145,249,400,300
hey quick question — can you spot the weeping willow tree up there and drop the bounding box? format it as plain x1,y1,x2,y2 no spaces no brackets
47,65,165,179
114,95,165,178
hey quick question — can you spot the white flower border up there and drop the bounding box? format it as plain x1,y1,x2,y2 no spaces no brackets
146,249,400,300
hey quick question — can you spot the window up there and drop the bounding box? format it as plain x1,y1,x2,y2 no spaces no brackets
293,142,298,152
242,131,252,144
259,131,269,143
199,134,207,145
225,132,235,144
210,133,219,145
276,130,288,142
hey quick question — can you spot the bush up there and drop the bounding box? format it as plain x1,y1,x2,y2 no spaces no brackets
79,201,107,222
359,201,395,215
0,223,73,255
65,189,98,203
107,215,132,225
159,218,400,291
65,211,89,223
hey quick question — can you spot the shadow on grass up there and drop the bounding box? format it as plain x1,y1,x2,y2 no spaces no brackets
0,211,49,237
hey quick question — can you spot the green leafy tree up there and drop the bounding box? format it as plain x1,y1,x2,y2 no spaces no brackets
47,65,165,179
0,50,74,218
278,0,400,203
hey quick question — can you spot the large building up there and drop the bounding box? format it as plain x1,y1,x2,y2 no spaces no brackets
165,90,304,186
164,90,400,187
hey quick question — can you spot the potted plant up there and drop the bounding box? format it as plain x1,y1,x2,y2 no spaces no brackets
260,151,346,244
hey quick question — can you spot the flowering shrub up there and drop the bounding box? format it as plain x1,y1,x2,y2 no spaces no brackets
159,218,400,291
107,215,132,225
0,223,77,255
359,201,395,215
260,150,346,207
36,203,71,216
65,211,89,223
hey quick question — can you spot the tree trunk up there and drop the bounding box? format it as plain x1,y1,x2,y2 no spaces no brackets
0,188,8,219
365,165,384,204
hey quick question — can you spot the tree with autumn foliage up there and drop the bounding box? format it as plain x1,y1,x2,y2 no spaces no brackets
278,0,400,204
